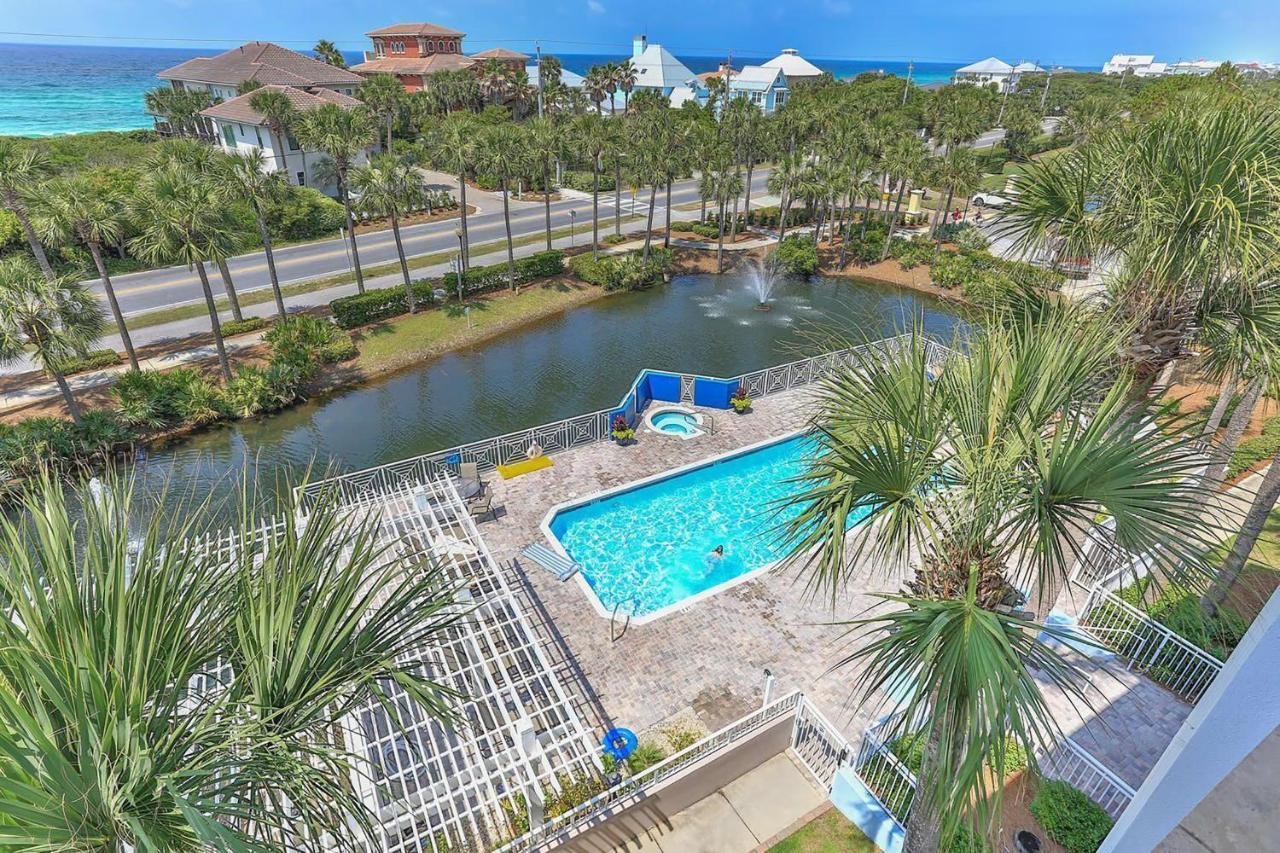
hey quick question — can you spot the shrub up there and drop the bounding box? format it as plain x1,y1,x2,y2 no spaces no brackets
663,726,701,752
320,333,358,363
943,824,990,853
73,410,135,455
54,348,121,376
542,772,608,818
170,370,227,426
224,364,293,418
113,369,183,428
571,249,671,291
962,269,1014,308
0,208,21,252
929,251,979,289
220,316,269,337
265,186,345,242
1029,779,1114,853
265,314,338,380
561,170,616,192
625,741,666,774
772,235,819,276
891,236,936,270
937,221,990,252
602,234,628,245
0,413,135,481
986,736,1029,777
1228,414,1280,479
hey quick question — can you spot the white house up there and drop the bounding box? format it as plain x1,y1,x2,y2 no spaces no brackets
1102,54,1168,77
953,57,1019,92
762,48,825,83
200,85,373,195
1012,60,1046,75
1168,58,1222,76
627,35,698,100
158,41,364,103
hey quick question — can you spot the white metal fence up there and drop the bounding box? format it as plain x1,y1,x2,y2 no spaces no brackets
1034,734,1136,818
852,712,918,824
297,336,954,509
790,695,855,790
1075,584,1224,703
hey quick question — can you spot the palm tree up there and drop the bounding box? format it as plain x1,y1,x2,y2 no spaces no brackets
0,473,461,849
351,154,427,310
0,138,57,280
572,114,610,259
780,312,1218,851
1002,104,1280,384
475,123,529,289
583,67,609,116
879,134,928,259
34,177,140,370
1059,95,1120,146
314,38,347,68
130,164,242,381
617,60,637,114
295,103,378,293
360,73,405,152
478,59,512,106
525,117,565,251
767,148,803,243
930,147,981,240
602,62,620,116
0,256,104,421
248,87,298,173
425,112,478,269
224,149,289,319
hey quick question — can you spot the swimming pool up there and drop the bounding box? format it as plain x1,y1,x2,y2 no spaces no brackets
543,433,872,623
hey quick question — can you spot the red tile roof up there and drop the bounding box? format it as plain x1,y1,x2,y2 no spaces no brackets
470,48,530,61
159,42,363,87
365,22,465,37
350,55,476,75
200,84,363,125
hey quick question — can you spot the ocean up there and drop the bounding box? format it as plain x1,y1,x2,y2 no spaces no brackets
0,42,961,137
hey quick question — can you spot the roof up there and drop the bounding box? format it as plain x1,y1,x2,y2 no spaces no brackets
728,65,786,91
365,22,464,37
668,85,702,109
1013,61,1045,73
955,57,1015,74
630,42,697,90
159,42,364,87
762,48,823,78
199,84,362,125
470,48,530,61
350,55,476,75
1107,54,1156,65
526,64,586,89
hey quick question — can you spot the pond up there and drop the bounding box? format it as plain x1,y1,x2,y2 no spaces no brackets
131,273,970,515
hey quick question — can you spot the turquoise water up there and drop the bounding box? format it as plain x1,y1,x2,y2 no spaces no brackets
548,434,870,618
0,42,967,137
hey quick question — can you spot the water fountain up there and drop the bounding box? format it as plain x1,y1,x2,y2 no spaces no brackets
746,255,785,311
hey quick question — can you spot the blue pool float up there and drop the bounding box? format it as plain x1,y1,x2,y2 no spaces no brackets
602,727,638,760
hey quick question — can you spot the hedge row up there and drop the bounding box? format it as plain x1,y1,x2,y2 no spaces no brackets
561,170,617,193
329,250,564,329
54,348,121,376
220,316,269,337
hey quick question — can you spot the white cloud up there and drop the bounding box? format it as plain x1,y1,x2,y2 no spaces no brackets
587,0,606,13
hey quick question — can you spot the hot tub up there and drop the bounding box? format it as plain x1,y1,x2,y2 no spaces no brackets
644,405,705,439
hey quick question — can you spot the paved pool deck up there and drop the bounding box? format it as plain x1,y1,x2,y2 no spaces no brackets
476,385,1192,793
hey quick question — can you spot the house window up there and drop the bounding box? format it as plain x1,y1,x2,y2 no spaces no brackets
221,123,235,147
439,41,446,53
286,133,300,152
296,171,306,186
375,41,385,57
426,40,434,54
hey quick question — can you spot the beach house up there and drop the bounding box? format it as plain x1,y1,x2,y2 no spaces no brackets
761,48,825,83
952,57,1017,92
350,23,530,93
626,36,698,101
695,63,789,113
1102,54,1168,77
157,42,363,103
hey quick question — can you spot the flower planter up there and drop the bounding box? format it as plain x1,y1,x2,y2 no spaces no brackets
612,434,636,446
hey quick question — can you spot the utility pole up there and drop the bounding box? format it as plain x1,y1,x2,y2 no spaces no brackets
902,59,913,105
1039,62,1053,112
536,41,544,119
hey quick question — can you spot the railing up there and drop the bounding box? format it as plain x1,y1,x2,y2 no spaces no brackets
298,335,955,509
852,712,918,824
496,691,804,851
790,696,854,789
1034,734,1136,818
1076,584,1224,703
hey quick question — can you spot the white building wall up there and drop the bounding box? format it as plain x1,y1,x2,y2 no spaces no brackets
1099,588,1280,851
210,118,361,197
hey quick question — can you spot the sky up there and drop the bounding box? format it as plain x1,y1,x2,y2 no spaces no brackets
0,0,1277,65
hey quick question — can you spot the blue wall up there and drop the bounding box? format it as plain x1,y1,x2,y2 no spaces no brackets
693,377,738,409
831,767,905,853
645,371,682,403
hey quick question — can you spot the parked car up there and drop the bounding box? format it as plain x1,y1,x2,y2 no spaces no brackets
972,192,1016,208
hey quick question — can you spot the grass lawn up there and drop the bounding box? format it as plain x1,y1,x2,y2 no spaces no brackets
1203,508,1280,622
768,808,876,853
350,279,605,377
978,146,1072,193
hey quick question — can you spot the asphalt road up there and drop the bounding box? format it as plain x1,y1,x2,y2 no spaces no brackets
94,169,775,317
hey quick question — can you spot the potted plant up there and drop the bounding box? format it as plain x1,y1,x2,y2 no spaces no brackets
611,415,636,445
730,386,752,414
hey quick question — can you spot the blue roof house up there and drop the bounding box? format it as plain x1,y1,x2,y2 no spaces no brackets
726,65,789,114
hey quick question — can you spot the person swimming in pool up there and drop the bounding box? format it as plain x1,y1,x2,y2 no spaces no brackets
710,545,724,558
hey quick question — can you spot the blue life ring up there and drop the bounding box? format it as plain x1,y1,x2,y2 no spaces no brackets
602,727,638,760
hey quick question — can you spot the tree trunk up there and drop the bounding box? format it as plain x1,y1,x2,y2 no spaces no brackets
339,174,366,293
215,258,243,323
391,209,415,312
715,198,727,273
500,173,517,290
196,261,232,382
542,160,553,251
51,368,82,423
743,155,755,227
1201,447,1280,616
728,186,741,245
663,179,672,249
881,182,908,261
458,169,471,270
253,208,286,319
591,162,600,260
643,183,658,260
1202,371,1237,439
87,241,139,371
700,192,707,223
777,183,790,243
902,724,944,853
272,130,287,174
613,161,622,236
1204,377,1264,487
8,191,55,281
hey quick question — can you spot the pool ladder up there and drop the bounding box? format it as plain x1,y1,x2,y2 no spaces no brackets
702,413,717,435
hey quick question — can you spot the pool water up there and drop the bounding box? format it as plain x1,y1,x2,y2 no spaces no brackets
649,410,701,438
546,434,872,620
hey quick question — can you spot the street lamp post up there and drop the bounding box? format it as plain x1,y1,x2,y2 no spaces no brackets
569,209,576,246
455,228,466,272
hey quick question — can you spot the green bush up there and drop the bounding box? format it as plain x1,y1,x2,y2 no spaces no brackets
986,736,1029,777
542,771,608,818
0,412,135,481
676,221,721,240
561,170,616,192
220,316,269,337
625,741,667,774
1029,779,1114,853
962,270,1014,308
943,824,990,853
112,368,225,429
735,206,814,229
224,364,295,418
602,234,628,245
942,222,990,252
53,348,121,376
0,208,21,252
772,235,819,276
929,251,979,289
320,333,358,363
890,236,936,270
569,249,672,291
265,186,345,242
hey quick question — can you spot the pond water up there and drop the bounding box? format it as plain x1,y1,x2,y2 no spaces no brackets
131,273,969,515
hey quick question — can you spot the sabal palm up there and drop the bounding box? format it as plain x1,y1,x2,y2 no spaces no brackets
425,113,478,269
525,117,565,250
0,138,57,280
571,114,611,258
475,123,530,288
248,88,298,172
617,60,637,114
583,67,609,116
478,59,511,105
130,164,241,381
0,473,461,849
781,312,1218,851
225,149,290,319
35,176,140,369
295,103,378,293
0,256,104,421
314,38,347,68
360,73,404,151
879,134,929,259
1001,104,1280,381
351,154,427,310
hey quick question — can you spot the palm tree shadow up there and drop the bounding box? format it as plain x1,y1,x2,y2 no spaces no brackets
441,299,491,319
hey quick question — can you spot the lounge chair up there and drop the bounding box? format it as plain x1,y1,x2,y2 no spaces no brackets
467,491,497,523
520,543,580,581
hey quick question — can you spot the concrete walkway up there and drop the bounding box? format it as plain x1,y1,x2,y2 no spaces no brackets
622,753,826,853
